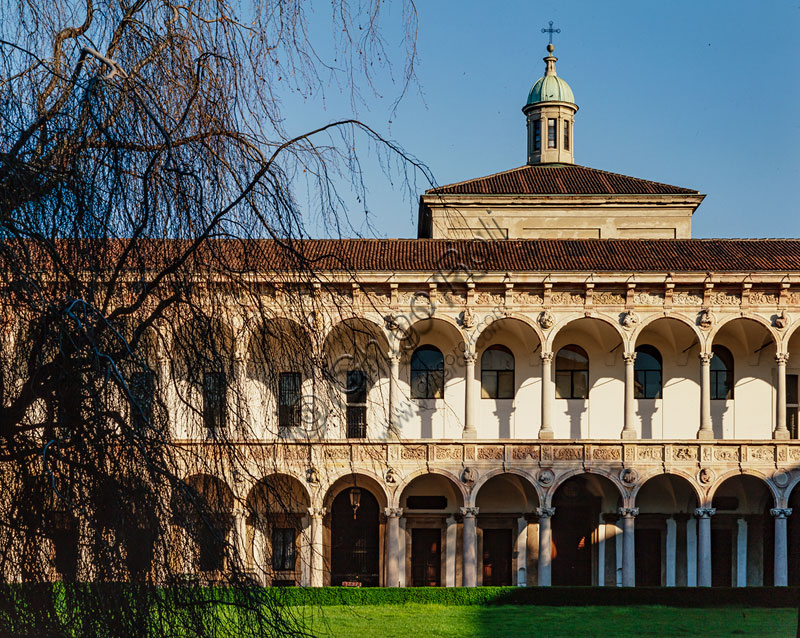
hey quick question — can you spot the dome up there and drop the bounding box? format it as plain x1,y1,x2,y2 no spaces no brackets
526,74,575,105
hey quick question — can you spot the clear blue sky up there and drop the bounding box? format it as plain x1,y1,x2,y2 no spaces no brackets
296,0,800,240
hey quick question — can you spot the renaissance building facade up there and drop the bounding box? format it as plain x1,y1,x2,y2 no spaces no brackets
167,42,800,590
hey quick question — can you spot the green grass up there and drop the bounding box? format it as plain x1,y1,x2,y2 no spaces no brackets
301,604,796,638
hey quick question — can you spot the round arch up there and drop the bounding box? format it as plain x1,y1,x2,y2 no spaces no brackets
631,469,703,506
632,314,704,355
392,467,467,509
475,315,544,353
706,469,778,508
710,314,780,354
547,467,627,508
545,312,627,353
323,471,391,510
471,469,541,510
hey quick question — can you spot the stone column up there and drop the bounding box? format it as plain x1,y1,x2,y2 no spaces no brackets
621,352,637,440
736,518,747,587
775,354,790,440
698,353,714,439
445,515,457,587
461,507,479,586
516,516,528,586
388,352,401,440
463,353,478,439
385,508,403,587
618,507,638,586
539,352,554,439
674,513,690,586
665,517,677,587
308,507,326,587
695,507,715,587
232,508,248,572
536,507,555,586
300,516,311,587
771,508,792,586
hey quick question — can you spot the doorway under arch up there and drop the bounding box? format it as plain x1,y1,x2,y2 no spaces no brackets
330,487,380,586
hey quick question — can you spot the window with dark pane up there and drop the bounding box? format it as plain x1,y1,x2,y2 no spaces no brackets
533,119,541,152
346,369,367,438
711,345,734,400
564,120,570,150
279,372,302,429
271,527,296,571
202,371,226,435
634,345,662,399
481,345,515,399
411,346,444,399
548,118,557,148
555,345,589,399
130,369,155,428
788,374,799,438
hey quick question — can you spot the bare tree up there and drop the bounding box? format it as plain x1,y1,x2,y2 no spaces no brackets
0,1,425,635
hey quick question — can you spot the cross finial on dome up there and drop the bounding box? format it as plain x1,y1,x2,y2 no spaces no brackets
541,20,560,46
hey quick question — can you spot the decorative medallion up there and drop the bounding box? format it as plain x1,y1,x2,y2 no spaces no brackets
459,308,476,329
698,467,714,485
538,310,555,330
698,309,715,331
620,468,638,485
775,310,790,330
306,466,320,484
385,467,398,484
537,469,555,487
773,470,790,488
461,467,478,485
621,311,639,330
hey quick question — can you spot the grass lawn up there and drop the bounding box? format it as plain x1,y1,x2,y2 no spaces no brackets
300,604,796,638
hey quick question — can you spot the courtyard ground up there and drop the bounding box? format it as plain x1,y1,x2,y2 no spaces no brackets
300,604,795,638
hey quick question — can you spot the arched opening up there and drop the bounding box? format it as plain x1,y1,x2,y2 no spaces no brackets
173,474,234,575
551,473,622,585
788,483,800,584
634,317,700,438
786,328,800,438
474,473,539,586
246,474,311,586
399,473,464,587
711,475,774,586
711,318,777,439
635,474,700,586
325,474,387,587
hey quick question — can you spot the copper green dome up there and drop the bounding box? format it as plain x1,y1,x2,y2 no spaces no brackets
526,44,575,106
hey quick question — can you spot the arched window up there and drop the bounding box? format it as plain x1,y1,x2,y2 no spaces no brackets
711,345,734,400
411,346,444,399
634,345,662,399
481,345,515,399
555,345,589,399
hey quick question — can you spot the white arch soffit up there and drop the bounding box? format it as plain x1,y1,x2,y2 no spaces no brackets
469,467,542,509
321,315,390,355
705,469,779,508
391,467,468,509
544,311,627,352
630,469,704,507
709,313,781,353
545,467,627,507
474,315,545,352
245,471,314,508
631,313,704,350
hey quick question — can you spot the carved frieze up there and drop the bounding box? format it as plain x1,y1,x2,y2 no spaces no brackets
475,291,504,306
593,447,622,461
435,445,463,461
511,446,540,460
709,291,740,306
282,446,310,461
636,447,662,462
594,292,626,305
673,291,703,305
633,292,665,306
359,445,385,461
477,446,504,460
713,447,739,462
401,445,427,460
789,448,800,462
439,291,466,306
672,446,698,461
514,291,544,306
749,447,774,463
325,446,350,460
553,447,583,461
550,291,584,306
750,291,779,306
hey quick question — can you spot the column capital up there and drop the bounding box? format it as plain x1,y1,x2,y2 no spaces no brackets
308,507,327,519
388,350,401,364
540,351,554,363
384,507,404,518
771,508,793,519
699,352,714,364
618,507,639,519
535,506,556,519
463,352,477,365
233,507,248,519
460,506,479,518
695,507,716,519
776,353,791,365
623,352,637,364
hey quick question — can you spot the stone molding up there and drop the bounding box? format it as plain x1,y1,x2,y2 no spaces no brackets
770,508,792,519
695,508,716,519
460,507,479,518
384,507,404,518
618,507,639,518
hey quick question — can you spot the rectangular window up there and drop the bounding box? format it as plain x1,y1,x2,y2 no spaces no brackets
130,369,155,428
789,374,799,438
202,371,226,435
548,118,557,149
556,370,588,399
481,370,514,399
563,120,570,150
279,372,302,429
533,120,541,152
346,370,367,438
271,527,296,571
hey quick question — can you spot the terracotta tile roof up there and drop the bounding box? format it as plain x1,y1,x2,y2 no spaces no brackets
235,238,800,273
425,164,700,196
